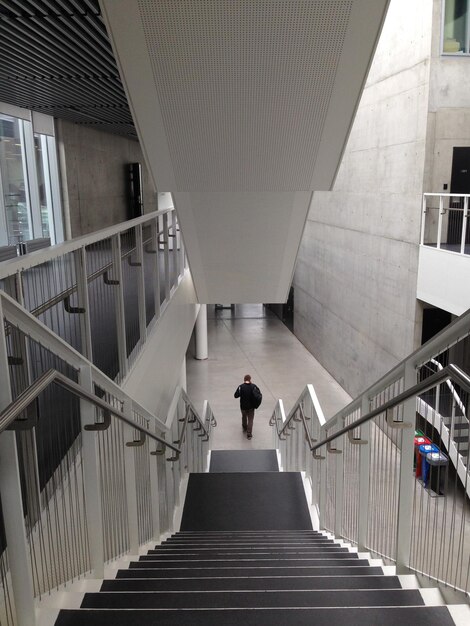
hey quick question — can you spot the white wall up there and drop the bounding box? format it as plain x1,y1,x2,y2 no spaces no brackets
122,271,198,420
294,0,432,395
418,246,470,315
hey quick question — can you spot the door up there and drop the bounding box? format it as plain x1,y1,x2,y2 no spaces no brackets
449,147,470,246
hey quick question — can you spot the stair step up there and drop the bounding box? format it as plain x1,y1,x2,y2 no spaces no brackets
81,589,424,609
52,606,457,626
140,552,355,562
132,557,363,568
161,538,335,547
181,473,312,531
102,575,402,592
148,548,350,556
119,565,383,578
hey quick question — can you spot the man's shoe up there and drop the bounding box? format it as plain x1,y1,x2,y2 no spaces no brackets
247,433,252,439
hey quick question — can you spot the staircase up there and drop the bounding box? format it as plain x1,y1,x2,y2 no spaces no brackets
53,450,458,625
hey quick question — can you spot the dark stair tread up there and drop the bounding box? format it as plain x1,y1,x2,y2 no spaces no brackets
209,450,279,472
131,557,364,568
54,606,457,626
139,553,357,562
148,548,350,556
81,589,424,609
119,565,384,578
102,575,402,592
181,473,312,531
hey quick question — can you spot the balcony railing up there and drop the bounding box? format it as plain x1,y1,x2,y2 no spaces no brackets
0,208,185,383
0,290,216,626
421,193,470,255
272,306,470,596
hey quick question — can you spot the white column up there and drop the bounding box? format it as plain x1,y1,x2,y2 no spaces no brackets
195,304,208,360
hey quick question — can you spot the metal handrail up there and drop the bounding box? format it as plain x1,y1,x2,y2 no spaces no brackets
0,207,175,280
181,389,217,437
310,364,470,454
0,368,181,456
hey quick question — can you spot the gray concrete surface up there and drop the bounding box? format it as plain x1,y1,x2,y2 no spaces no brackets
186,304,351,451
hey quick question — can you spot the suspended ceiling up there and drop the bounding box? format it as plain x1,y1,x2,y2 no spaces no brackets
0,0,136,138
102,0,389,302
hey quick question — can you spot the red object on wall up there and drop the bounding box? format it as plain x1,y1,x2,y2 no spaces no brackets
414,436,431,477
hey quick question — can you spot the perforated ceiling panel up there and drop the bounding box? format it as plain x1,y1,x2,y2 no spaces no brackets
137,0,352,191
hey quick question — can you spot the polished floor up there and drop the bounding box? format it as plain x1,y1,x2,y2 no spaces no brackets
186,304,351,451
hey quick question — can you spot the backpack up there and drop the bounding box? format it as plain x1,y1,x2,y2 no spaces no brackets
252,384,262,409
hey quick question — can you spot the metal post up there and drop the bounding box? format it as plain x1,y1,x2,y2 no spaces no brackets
74,247,93,360
318,426,328,531
111,234,128,379
420,195,427,245
163,213,170,302
334,436,344,538
149,434,161,541
358,395,371,551
437,195,443,249
135,225,147,344
123,403,139,555
0,300,36,626
461,196,469,255
78,364,105,579
395,361,416,573
150,219,161,321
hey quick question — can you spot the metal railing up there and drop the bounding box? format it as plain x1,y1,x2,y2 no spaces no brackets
272,306,470,596
0,207,185,383
421,193,470,255
0,289,216,626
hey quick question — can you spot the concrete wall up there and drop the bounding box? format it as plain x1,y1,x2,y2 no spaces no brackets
56,119,156,238
424,1,470,193
294,0,432,396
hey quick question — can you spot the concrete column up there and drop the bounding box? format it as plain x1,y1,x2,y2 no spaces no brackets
180,356,187,392
195,304,208,360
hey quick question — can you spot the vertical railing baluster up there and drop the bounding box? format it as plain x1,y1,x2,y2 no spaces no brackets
123,401,139,555
396,361,416,573
78,364,104,579
420,194,427,245
318,425,327,531
461,196,469,255
135,225,147,346
0,301,36,626
111,234,128,380
334,434,344,538
149,442,161,541
437,195,444,250
163,213,170,302
151,219,161,321
358,394,371,552
74,248,93,360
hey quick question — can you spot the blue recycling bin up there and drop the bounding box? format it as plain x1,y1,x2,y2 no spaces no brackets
426,451,449,495
418,443,439,486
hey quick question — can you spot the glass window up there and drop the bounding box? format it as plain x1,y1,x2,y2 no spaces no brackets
0,114,33,245
34,134,52,239
443,0,470,54
0,108,63,248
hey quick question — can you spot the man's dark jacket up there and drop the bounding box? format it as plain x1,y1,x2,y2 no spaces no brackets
234,382,261,410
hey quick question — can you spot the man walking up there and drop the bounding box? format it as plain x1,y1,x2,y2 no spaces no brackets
234,374,262,440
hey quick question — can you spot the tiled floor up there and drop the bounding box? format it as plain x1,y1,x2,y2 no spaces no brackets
186,304,351,450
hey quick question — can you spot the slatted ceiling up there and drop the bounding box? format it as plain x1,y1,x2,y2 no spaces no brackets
137,0,353,191
0,0,136,138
